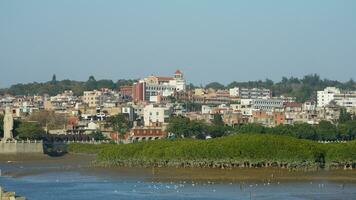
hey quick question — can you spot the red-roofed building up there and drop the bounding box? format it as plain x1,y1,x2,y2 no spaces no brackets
128,126,166,142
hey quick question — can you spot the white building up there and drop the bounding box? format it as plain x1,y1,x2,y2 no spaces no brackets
201,105,213,114
230,99,253,116
143,104,172,126
317,87,356,109
122,106,135,121
229,87,240,97
139,70,186,102
229,87,271,99
303,101,317,111
317,87,340,107
252,99,284,112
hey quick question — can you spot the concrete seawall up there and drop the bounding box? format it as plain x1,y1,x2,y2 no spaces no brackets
0,141,44,154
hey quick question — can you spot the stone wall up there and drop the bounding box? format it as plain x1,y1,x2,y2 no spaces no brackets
0,141,44,154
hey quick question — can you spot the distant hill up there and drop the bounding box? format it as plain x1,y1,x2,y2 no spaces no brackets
206,74,356,102
0,75,136,96
1,74,355,102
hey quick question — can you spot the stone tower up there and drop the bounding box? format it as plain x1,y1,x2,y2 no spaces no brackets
2,106,14,142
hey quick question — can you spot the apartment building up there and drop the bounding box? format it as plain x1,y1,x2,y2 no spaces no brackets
252,99,284,112
83,90,103,108
229,87,271,99
317,87,356,110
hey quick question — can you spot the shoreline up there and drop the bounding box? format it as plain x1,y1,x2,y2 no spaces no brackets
1,154,356,183
94,158,356,171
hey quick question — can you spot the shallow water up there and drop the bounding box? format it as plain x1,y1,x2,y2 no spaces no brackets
1,155,356,200
2,171,356,200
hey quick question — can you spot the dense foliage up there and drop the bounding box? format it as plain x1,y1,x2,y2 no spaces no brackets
15,121,46,140
88,131,108,140
0,116,46,140
68,134,356,168
166,115,230,139
206,74,356,102
167,115,356,141
0,75,136,96
234,121,356,141
105,114,132,141
67,143,113,155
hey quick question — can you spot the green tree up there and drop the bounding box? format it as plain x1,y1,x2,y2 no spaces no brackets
96,79,116,89
105,114,131,142
270,124,293,136
235,123,261,134
211,113,224,126
188,120,208,137
338,120,356,140
15,121,46,140
166,116,191,138
89,130,107,140
185,102,202,112
51,74,57,84
339,108,352,123
291,123,317,140
86,76,97,90
205,82,225,90
208,125,226,138
316,121,338,141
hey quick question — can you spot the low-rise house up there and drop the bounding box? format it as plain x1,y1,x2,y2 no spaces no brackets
252,111,285,127
223,112,246,126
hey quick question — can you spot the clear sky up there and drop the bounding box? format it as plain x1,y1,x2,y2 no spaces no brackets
0,0,355,87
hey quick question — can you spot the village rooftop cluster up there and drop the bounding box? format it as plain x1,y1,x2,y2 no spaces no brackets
1,70,356,143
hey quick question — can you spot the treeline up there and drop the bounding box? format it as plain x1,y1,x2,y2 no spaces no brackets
167,113,356,141
0,75,136,96
167,114,228,139
69,134,356,169
235,121,356,141
205,74,356,102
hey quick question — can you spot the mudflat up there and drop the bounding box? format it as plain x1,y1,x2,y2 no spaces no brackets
1,154,356,183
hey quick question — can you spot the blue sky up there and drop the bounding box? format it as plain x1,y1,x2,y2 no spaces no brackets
0,0,355,87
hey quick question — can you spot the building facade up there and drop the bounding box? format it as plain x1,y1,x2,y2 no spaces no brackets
229,87,271,99
143,104,172,126
132,70,186,102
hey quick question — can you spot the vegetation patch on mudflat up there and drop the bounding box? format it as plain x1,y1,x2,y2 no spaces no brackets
68,134,356,170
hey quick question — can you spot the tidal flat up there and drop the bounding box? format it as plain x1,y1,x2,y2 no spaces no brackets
1,154,356,183
1,154,356,200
